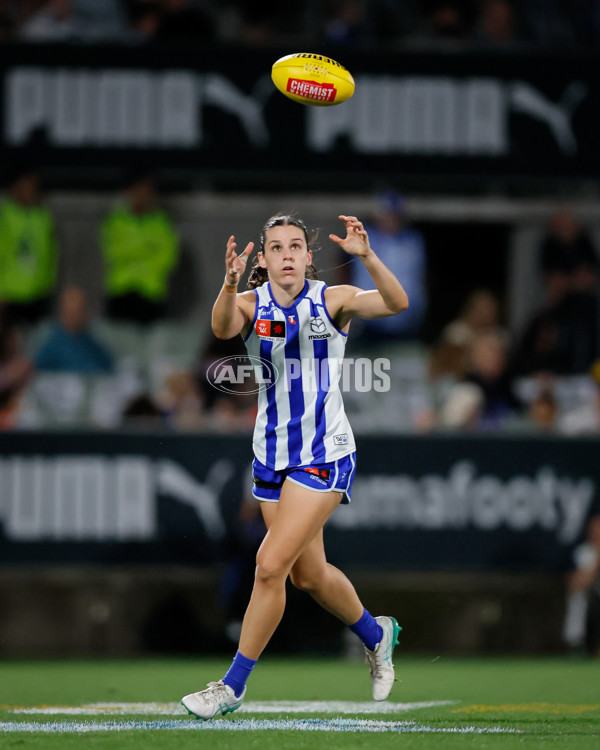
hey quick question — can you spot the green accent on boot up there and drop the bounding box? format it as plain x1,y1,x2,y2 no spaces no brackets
390,617,402,647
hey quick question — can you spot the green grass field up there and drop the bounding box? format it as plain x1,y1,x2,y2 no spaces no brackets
1,656,598,749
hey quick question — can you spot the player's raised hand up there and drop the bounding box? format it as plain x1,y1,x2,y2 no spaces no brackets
225,235,254,286
329,216,371,258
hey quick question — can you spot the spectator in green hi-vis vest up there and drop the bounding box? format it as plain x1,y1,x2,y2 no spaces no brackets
0,168,58,325
101,172,180,324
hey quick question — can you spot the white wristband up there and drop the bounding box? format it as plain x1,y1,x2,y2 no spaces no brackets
224,275,238,288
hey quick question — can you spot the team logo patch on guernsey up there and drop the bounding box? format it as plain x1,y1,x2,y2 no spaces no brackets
256,319,286,339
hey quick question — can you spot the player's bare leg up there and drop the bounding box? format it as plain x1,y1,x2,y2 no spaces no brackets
264,496,401,701
261,509,364,624
182,481,340,719
237,482,342,659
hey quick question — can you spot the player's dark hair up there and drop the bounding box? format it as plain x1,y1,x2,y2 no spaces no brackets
246,214,318,290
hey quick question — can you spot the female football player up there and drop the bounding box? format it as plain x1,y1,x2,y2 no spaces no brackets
182,214,409,719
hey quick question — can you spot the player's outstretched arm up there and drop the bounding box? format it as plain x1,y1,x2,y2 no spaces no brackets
212,235,255,339
328,215,409,328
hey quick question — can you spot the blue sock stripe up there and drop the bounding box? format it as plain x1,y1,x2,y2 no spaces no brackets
222,650,257,698
349,609,383,652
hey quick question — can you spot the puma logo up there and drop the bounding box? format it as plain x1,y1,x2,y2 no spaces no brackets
509,81,587,155
204,73,273,148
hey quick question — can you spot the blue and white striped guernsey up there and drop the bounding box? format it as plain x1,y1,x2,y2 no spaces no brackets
244,279,356,471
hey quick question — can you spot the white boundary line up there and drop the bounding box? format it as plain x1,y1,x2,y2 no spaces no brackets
0,718,521,734
7,700,456,716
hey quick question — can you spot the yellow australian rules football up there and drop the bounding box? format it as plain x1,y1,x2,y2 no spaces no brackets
271,53,355,106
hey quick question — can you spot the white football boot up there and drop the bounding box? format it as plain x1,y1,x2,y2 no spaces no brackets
181,680,245,720
364,616,401,701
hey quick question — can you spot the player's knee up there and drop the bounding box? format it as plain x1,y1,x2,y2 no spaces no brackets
255,552,288,586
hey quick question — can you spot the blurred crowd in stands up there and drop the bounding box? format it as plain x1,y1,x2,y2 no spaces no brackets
2,165,600,436
0,0,599,51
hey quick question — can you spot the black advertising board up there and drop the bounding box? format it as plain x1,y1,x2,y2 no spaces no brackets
1,44,599,183
0,432,597,571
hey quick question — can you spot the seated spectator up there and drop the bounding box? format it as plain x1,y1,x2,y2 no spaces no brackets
440,330,522,430
100,171,180,324
0,167,59,325
464,331,522,427
430,288,504,379
157,370,205,430
0,305,34,429
34,285,114,373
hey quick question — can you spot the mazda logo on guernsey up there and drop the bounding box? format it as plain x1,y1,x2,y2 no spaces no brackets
206,355,279,394
310,317,326,333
